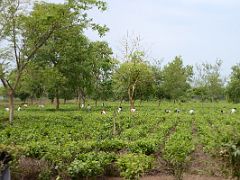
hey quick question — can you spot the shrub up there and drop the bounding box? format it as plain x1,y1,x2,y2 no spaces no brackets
68,152,116,178
116,153,153,180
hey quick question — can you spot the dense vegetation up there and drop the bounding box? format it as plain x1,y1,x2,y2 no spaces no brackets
0,101,240,179
1,0,240,179
1,0,240,124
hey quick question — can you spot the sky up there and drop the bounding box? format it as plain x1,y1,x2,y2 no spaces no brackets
48,0,240,77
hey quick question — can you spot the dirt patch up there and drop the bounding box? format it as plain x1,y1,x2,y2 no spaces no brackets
106,174,228,180
188,120,227,177
187,144,224,176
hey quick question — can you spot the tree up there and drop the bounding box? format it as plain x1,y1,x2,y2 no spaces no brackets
161,56,193,101
194,60,224,101
57,33,89,109
88,41,114,106
226,64,240,103
15,62,45,103
0,0,108,122
0,1,70,122
151,59,165,105
113,51,153,109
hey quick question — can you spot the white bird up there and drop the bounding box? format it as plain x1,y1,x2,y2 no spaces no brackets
165,109,171,113
17,106,21,111
81,104,85,108
23,104,28,107
230,108,237,114
101,110,106,115
5,108,9,112
38,104,45,108
130,108,136,113
189,109,195,115
117,107,122,113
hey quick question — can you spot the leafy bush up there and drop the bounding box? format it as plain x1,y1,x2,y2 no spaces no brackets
163,123,194,180
128,139,158,155
95,139,126,152
222,141,240,179
68,152,116,178
116,153,153,180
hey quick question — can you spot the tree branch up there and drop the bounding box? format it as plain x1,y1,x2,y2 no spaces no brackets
0,78,7,89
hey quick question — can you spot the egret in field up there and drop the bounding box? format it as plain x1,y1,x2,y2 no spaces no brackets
165,109,171,113
101,110,106,115
130,108,136,113
17,106,21,111
117,107,122,113
189,109,195,115
5,108,9,112
230,108,237,114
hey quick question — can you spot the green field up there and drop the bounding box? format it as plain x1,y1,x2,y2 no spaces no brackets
1,101,240,179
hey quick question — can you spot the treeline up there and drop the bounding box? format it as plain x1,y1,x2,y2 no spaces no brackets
3,52,240,109
0,0,240,123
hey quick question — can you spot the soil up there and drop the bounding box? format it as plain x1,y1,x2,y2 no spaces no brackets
106,174,228,180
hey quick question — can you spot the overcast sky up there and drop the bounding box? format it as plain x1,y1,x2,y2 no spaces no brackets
48,0,240,76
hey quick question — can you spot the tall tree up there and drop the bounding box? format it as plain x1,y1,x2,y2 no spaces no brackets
88,41,114,105
194,60,224,101
227,64,240,103
15,62,45,103
162,56,193,101
113,51,153,109
0,0,108,121
151,59,165,105
0,1,71,122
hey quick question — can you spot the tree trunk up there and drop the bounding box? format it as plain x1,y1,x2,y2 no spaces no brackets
64,98,67,104
82,96,86,108
8,90,14,124
128,87,135,109
56,88,60,110
77,89,85,109
77,90,81,109
130,97,135,109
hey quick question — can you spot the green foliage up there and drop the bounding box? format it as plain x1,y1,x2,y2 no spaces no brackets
128,139,158,155
116,153,153,180
163,120,194,180
96,139,126,152
0,101,239,178
162,56,193,100
113,51,153,107
68,152,116,177
222,141,240,179
227,64,240,103
194,60,224,101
